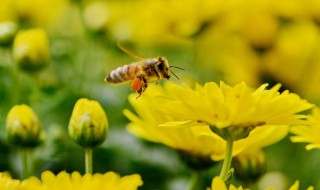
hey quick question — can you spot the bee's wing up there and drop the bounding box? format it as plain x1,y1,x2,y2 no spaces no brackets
117,42,144,60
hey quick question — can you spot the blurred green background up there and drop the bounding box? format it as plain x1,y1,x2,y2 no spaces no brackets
1,0,320,189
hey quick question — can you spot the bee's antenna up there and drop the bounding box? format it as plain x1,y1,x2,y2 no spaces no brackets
169,68,180,80
169,65,185,70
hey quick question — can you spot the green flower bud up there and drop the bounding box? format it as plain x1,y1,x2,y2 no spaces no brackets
6,104,43,148
0,21,18,46
12,28,50,72
232,148,266,183
68,98,108,148
177,150,217,171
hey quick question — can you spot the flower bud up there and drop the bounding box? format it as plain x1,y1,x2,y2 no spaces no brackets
177,150,217,171
12,28,50,72
83,1,109,33
6,104,43,148
232,148,266,183
68,98,108,148
0,21,18,46
241,12,278,51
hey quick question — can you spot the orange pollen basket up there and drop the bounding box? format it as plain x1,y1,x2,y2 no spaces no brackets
131,78,142,91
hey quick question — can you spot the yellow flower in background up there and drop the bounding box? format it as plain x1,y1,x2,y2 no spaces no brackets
124,84,289,163
6,104,43,148
157,82,312,139
0,171,143,190
288,181,314,190
83,1,110,33
263,22,320,102
69,98,108,148
241,11,278,50
13,28,50,72
98,0,224,45
13,0,68,28
0,0,16,22
290,107,320,150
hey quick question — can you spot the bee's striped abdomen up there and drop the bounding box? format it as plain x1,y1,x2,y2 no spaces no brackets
106,63,141,84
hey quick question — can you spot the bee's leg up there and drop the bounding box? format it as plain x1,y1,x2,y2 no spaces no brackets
136,88,143,99
141,77,148,92
135,76,148,98
155,76,161,85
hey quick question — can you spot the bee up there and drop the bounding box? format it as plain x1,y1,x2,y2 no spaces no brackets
105,44,184,98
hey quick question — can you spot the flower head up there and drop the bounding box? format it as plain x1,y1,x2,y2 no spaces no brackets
124,89,218,170
69,98,108,148
22,171,143,190
13,28,50,72
290,107,320,150
0,172,21,190
0,171,143,190
83,1,110,33
157,82,313,140
288,181,314,190
208,176,313,190
6,104,43,148
209,176,244,190
13,0,67,28
124,84,289,163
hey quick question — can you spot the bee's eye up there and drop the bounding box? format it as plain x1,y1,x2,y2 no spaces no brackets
157,62,164,71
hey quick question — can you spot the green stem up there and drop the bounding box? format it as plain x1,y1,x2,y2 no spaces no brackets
20,149,29,179
30,74,42,109
85,148,93,174
9,51,20,105
219,135,234,182
188,170,202,190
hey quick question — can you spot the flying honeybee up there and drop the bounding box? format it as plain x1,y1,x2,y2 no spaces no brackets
105,44,184,98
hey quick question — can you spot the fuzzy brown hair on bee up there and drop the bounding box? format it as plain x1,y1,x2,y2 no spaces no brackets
104,45,184,98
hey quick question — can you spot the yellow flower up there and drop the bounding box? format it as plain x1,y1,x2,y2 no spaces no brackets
288,181,314,190
83,1,110,32
68,98,108,148
6,104,43,148
263,21,320,102
0,171,143,190
13,0,68,28
13,28,50,72
124,84,289,163
208,177,313,190
157,82,312,139
208,176,244,190
21,171,143,190
241,11,278,50
0,172,21,190
125,90,219,170
104,0,222,45
0,0,16,23
290,107,320,150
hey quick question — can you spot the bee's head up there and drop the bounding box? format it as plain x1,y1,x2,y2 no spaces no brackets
156,57,170,79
